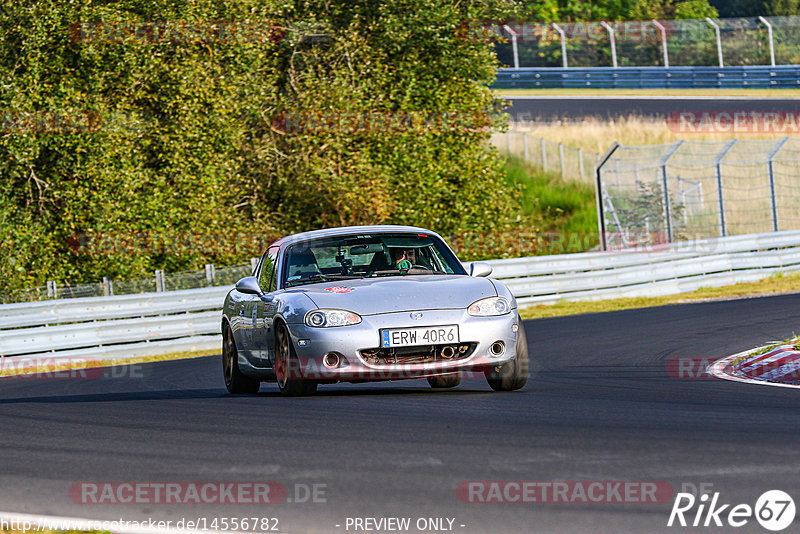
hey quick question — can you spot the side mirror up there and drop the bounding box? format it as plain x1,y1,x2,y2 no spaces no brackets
469,262,493,278
235,276,264,296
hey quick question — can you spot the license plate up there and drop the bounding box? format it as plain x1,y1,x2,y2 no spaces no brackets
380,325,460,348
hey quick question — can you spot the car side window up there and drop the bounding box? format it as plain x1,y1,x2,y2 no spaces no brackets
259,246,279,293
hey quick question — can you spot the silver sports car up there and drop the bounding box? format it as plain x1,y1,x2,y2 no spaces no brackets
221,225,528,396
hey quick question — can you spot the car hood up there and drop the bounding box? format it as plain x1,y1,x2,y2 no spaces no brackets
294,275,497,315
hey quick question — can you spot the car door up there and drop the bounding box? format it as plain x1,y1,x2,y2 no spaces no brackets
254,246,279,366
232,250,267,363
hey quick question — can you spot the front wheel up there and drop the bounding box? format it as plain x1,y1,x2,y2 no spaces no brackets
222,325,260,394
486,315,529,392
274,323,318,397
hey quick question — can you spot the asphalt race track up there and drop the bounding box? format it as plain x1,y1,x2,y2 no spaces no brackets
2,294,800,533
505,95,800,121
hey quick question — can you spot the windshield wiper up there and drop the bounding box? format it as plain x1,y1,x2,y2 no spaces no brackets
288,273,364,286
369,269,448,277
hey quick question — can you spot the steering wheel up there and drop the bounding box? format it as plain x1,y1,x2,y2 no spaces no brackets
400,264,432,273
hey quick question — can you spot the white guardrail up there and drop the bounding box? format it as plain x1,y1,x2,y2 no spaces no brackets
3,229,800,362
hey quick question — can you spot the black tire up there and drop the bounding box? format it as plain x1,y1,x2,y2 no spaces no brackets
486,315,529,392
274,323,318,397
427,373,461,389
222,325,260,394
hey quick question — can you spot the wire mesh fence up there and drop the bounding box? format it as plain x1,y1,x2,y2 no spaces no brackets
492,130,600,185
597,137,800,250
493,16,800,69
0,262,255,305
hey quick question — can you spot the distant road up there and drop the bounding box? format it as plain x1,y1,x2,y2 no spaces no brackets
505,95,800,121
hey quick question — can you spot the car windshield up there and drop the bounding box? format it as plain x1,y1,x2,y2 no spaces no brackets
283,232,466,287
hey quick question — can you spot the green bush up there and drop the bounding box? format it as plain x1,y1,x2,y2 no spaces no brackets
0,0,523,294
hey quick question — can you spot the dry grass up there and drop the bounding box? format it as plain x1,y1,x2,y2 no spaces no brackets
520,272,800,320
506,115,794,154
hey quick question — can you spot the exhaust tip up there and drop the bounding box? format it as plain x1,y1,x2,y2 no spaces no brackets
490,341,505,357
323,352,341,368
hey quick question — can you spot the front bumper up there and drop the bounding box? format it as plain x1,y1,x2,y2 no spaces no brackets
287,308,518,381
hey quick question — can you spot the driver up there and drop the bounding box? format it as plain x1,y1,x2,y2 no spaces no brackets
390,247,415,270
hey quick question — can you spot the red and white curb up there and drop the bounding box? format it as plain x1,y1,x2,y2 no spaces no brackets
709,343,800,390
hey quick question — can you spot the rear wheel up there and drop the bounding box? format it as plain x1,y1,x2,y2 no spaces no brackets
427,373,461,389
486,315,529,392
274,323,318,397
222,325,260,394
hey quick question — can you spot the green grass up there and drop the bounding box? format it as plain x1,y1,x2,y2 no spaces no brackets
503,155,598,253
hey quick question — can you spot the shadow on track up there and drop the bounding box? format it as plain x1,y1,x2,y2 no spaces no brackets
0,383,500,404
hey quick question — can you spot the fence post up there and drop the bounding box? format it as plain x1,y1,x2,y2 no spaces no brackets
705,18,724,68
595,142,621,251
506,131,512,154
600,21,618,68
552,23,568,68
503,25,520,69
102,276,113,297
205,264,216,285
523,133,529,161
541,138,547,170
758,16,776,67
46,280,57,299
767,137,789,232
559,143,566,178
658,140,684,243
578,148,585,180
155,270,165,292
652,20,669,68
713,139,737,238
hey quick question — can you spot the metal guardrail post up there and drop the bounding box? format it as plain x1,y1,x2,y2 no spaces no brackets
559,143,566,178
503,25,520,69
714,139,737,238
658,140,684,243
705,18,724,68
767,137,789,232
46,281,57,299
552,23,568,68
652,20,669,68
205,264,216,285
102,277,113,297
758,16,776,67
600,21,618,68
595,142,621,251
155,270,166,292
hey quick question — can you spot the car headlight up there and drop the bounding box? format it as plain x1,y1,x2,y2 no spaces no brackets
468,297,511,316
305,309,362,327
